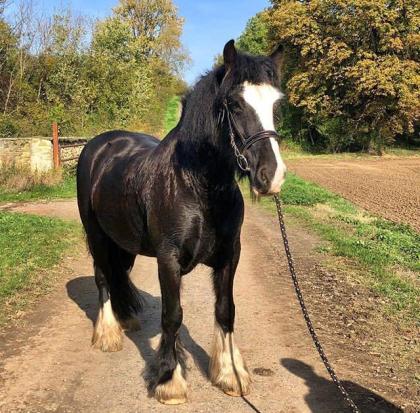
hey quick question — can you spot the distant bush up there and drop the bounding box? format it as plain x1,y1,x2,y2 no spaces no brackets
0,116,19,138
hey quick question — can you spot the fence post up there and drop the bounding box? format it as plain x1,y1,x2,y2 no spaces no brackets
52,122,60,169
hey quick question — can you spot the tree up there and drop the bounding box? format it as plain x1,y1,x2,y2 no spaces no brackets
237,12,270,55
0,0,188,138
89,0,188,134
113,0,188,75
265,0,420,153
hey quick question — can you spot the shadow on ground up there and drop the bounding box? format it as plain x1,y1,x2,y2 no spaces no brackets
281,358,403,413
66,276,403,413
66,276,209,394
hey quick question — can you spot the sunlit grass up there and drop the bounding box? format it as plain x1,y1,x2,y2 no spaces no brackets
243,173,419,321
164,96,181,135
0,212,82,324
0,171,76,203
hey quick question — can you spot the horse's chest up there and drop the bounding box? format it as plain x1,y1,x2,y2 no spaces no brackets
179,212,238,272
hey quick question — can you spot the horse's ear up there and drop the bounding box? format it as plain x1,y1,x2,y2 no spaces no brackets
270,44,284,69
223,39,237,72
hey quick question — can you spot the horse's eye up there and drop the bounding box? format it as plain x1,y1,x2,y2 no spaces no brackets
231,102,243,114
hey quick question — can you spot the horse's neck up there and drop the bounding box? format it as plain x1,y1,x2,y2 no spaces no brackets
167,126,236,190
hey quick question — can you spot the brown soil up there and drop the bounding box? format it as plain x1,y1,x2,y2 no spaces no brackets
287,158,420,232
0,200,417,412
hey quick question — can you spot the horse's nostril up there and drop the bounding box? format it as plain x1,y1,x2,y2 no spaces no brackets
258,168,269,186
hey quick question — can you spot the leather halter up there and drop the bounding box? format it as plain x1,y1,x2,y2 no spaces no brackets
222,100,281,172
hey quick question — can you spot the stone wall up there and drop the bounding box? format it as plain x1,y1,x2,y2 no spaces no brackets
0,138,53,172
60,138,87,168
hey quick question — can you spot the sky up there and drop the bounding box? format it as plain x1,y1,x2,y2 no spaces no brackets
17,0,270,84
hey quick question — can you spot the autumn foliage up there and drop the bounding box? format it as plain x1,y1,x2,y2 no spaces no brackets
239,0,419,153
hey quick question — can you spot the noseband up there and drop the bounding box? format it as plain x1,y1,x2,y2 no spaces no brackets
221,100,281,172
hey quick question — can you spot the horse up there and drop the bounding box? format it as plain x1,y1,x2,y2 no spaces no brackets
76,39,287,405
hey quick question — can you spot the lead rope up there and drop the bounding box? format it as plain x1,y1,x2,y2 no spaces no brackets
273,195,361,413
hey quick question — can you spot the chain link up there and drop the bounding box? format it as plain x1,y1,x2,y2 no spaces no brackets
273,195,361,413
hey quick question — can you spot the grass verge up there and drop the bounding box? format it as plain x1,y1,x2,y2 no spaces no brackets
244,173,419,322
0,172,76,203
0,212,82,325
164,96,181,135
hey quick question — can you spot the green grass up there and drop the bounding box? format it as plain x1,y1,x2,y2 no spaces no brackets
0,174,76,203
0,212,82,324
164,96,181,135
245,173,419,321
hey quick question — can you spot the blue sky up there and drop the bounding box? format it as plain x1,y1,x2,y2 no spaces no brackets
17,0,270,84
174,0,270,83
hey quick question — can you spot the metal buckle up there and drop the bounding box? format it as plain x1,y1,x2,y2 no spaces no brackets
236,154,250,172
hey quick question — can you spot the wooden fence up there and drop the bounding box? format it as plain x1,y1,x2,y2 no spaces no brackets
52,122,87,168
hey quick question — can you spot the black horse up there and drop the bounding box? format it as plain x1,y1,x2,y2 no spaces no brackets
77,40,286,405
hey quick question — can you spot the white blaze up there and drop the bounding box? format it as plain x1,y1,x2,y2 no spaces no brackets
242,82,287,193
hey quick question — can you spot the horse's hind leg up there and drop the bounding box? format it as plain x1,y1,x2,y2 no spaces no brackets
108,246,141,333
154,251,187,405
92,262,123,352
210,241,251,396
85,215,123,352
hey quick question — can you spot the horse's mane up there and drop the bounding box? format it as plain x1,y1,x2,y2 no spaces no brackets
176,52,278,144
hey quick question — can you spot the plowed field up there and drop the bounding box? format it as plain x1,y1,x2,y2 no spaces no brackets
287,158,420,232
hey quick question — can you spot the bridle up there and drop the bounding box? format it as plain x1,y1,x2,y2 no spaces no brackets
221,100,281,172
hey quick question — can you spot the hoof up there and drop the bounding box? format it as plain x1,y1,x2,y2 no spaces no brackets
92,328,123,352
213,369,252,397
155,364,188,405
209,325,252,397
120,317,141,332
92,301,123,352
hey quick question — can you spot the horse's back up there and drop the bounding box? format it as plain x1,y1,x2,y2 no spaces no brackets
80,130,159,165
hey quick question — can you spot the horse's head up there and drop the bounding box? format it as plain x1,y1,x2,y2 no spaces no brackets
219,40,287,196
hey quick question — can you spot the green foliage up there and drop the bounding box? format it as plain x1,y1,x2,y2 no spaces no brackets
0,0,188,137
237,12,270,55
0,115,19,138
268,0,420,153
0,212,81,324
164,95,181,134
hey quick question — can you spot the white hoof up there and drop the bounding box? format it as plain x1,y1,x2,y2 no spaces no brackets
92,300,123,352
209,325,251,396
155,364,188,405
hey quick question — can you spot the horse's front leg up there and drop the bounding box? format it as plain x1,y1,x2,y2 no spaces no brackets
154,252,187,405
210,241,251,396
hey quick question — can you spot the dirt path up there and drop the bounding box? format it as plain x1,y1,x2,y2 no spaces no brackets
0,200,406,412
287,158,420,231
